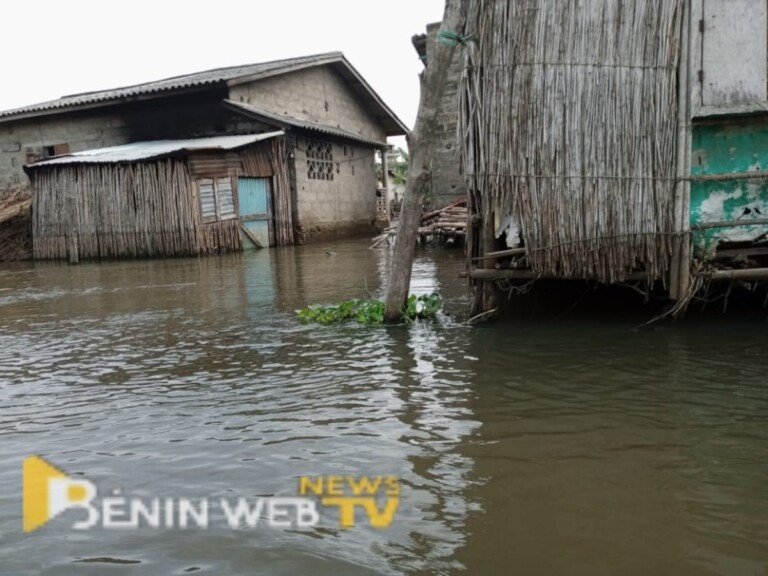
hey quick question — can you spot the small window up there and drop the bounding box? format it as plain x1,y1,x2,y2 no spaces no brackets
305,138,334,181
43,143,70,158
198,178,236,222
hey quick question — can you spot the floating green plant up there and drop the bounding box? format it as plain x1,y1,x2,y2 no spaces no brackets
297,293,441,325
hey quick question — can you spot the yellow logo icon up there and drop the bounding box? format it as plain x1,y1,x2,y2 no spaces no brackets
22,455,96,532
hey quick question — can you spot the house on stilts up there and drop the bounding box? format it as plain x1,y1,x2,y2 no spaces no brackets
454,0,768,311
0,53,407,261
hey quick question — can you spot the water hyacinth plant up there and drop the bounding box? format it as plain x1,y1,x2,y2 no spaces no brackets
297,293,441,325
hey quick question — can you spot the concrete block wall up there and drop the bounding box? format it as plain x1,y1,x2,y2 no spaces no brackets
292,137,378,241
425,22,466,209
0,110,130,193
229,65,387,144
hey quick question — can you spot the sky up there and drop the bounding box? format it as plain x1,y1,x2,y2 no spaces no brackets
1,1,444,148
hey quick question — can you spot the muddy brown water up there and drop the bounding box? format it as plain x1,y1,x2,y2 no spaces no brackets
1,239,767,575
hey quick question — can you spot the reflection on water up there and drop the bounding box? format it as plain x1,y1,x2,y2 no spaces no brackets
0,239,766,575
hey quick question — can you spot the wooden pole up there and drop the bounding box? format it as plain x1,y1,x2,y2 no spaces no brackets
381,147,390,224
710,268,768,281
65,196,79,265
384,0,467,322
670,0,692,300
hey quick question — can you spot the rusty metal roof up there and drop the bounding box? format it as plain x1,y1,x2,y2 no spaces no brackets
0,52,408,136
223,101,387,147
26,132,284,168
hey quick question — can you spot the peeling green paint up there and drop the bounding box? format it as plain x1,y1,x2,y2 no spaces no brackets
690,119,768,244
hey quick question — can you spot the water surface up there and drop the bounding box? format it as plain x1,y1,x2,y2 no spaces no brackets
1,240,766,575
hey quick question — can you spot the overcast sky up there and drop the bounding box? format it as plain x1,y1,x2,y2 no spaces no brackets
2,1,445,147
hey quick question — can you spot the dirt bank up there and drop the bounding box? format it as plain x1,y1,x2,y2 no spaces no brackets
0,187,32,261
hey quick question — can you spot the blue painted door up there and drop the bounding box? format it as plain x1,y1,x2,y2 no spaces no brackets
238,178,272,248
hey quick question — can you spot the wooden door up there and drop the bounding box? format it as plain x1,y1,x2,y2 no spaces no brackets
238,177,272,248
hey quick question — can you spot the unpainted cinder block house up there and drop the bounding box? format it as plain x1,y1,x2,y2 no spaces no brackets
0,52,407,260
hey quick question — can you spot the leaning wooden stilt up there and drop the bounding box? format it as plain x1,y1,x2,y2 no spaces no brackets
384,0,468,323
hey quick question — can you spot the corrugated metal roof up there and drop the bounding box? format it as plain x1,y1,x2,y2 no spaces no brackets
0,53,342,120
1,52,409,137
26,132,284,168
223,101,387,147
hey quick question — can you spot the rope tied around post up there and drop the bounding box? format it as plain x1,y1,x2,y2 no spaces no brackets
437,30,477,47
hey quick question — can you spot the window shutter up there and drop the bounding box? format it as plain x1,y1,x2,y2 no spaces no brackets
217,178,236,219
199,179,217,220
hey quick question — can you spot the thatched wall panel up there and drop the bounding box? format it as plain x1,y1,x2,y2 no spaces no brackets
31,159,220,260
459,0,684,282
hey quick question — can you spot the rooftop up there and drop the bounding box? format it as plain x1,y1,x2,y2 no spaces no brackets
0,53,408,136
25,132,284,168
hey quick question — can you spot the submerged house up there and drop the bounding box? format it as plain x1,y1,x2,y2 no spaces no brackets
25,133,290,260
457,0,768,306
0,52,407,260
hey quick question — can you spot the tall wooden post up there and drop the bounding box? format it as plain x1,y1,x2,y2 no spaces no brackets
65,196,79,265
381,147,391,222
384,0,467,322
670,0,692,299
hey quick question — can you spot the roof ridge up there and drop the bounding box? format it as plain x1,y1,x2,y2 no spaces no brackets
59,51,344,100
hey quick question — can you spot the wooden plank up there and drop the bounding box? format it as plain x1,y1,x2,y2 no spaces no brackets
716,246,768,258
240,222,263,249
240,212,271,221
710,267,768,281
692,218,768,230
472,247,527,260
694,101,768,118
421,197,467,223
691,170,768,182
469,269,649,281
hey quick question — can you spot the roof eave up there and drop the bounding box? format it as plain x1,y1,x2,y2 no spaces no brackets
223,100,388,147
0,84,226,125
25,131,285,170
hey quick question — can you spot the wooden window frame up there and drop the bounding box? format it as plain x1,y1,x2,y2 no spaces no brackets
198,177,238,223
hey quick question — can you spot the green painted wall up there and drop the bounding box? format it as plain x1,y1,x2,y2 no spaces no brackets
690,118,768,245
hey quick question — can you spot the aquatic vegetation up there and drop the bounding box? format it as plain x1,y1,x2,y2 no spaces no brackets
297,293,441,325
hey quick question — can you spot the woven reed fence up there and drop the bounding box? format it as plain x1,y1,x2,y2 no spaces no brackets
459,0,684,283
31,159,241,260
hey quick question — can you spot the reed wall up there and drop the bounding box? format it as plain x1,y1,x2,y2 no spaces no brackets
459,0,684,282
31,159,212,260
30,137,298,260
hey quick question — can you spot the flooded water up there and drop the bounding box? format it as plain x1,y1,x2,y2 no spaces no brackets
1,239,767,575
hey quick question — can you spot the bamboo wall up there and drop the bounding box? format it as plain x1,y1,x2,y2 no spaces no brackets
30,137,302,261
459,0,684,283
31,159,215,260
